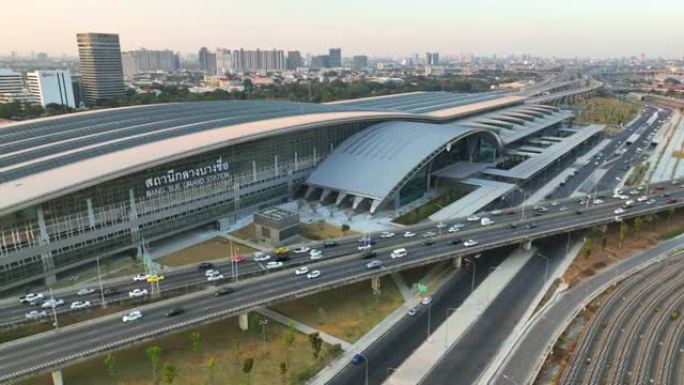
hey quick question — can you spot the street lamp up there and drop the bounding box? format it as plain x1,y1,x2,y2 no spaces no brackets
48,288,59,329
259,319,268,347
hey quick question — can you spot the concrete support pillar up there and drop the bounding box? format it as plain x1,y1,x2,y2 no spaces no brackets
453,256,462,269
51,370,64,385
252,161,257,182
86,198,96,229
37,207,56,285
294,151,298,172
600,224,608,232
313,147,317,165
274,155,279,177
239,312,249,331
128,189,139,236
371,276,381,292
522,240,532,251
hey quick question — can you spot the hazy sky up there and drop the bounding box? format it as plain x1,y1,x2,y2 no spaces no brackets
2,0,683,58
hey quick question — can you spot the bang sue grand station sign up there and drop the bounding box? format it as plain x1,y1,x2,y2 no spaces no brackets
144,156,230,198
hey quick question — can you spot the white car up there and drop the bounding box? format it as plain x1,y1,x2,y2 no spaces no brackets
448,225,462,233
637,196,648,202
403,231,416,238
77,288,95,296
306,270,321,279
379,231,395,238
294,266,309,275
614,208,625,215
207,274,224,282
421,296,432,306
25,310,47,320
266,261,284,269
70,300,92,310
593,199,605,205
480,217,493,226
133,273,150,282
466,215,480,222
646,199,657,205
357,244,373,251
463,240,479,247
41,298,64,308
293,247,311,254
128,288,148,298
254,253,271,262
20,293,44,304
122,310,142,323
205,269,220,277
436,223,448,229
422,231,436,238
309,249,323,259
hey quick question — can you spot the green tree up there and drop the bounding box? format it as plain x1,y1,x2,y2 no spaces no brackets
146,346,162,382
189,331,202,353
308,332,323,360
103,353,117,378
161,362,176,385
619,221,628,249
206,357,216,385
341,224,350,232
582,238,593,258
283,320,296,367
242,357,255,385
279,361,288,385
634,217,643,240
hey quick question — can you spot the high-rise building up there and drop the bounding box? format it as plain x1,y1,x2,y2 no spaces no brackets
426,52,440,66
198,47,217,74
76,33,125,106
215,48,233,75
232,49,285,72
312,55,330,69
26,70,76,108
0,69,23,94
122,49,179,76
286,51,302,70
353,55,368,69
328,48,342,67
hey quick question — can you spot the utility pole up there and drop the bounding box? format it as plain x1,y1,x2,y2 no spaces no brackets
96,257,107,308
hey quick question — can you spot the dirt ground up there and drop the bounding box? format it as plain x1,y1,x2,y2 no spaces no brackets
158,237,257,266
272,276,404,343
20,312,336,385
562,209,684,287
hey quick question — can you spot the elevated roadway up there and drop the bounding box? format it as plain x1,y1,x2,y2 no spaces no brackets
3,182,684,382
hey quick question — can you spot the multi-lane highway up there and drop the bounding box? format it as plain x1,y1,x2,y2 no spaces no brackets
2,182,684,382
559,254,684,385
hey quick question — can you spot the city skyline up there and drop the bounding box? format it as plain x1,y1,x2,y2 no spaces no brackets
2,0,684,59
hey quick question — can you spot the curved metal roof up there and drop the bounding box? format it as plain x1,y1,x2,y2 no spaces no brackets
305,121,503,208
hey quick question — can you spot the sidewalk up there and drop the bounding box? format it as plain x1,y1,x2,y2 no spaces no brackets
384,246,536,385
256,308,352,351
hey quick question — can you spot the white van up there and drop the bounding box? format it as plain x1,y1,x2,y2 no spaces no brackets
391,248,408,259
480,217,494,226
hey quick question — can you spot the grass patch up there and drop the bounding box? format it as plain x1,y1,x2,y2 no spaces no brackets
659,226,684,240
573,97,640,127
271,276,404,343
624,161,649,187
158,237,257,266
19,312,337,385
394,188,472,225
300,221,360,240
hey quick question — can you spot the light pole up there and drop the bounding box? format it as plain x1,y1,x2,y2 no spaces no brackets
49,288,59,329
426,302,432,341
95,256,107,309
538,253,550,283
502,374,521,385
259,319,268,347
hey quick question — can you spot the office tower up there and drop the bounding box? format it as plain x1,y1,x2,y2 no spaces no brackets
312,55,330,69
122,49,179,76
286,51,302,70
27,70,76,108
0,69,23,94
76,33,125,106
426,52,440,66
328,48,342,67
198,47,217,74
232,49,286,71
216,48,233,75
353,55,368,69
36,52,48,61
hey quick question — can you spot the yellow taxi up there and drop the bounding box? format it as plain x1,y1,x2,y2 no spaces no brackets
147,274,165,283
274,246,289,255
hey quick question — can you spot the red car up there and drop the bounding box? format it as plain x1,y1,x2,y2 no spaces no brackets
231,255,246,263
667,198,679,204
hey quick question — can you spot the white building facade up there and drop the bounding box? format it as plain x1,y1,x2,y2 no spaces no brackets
27,70,76,108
